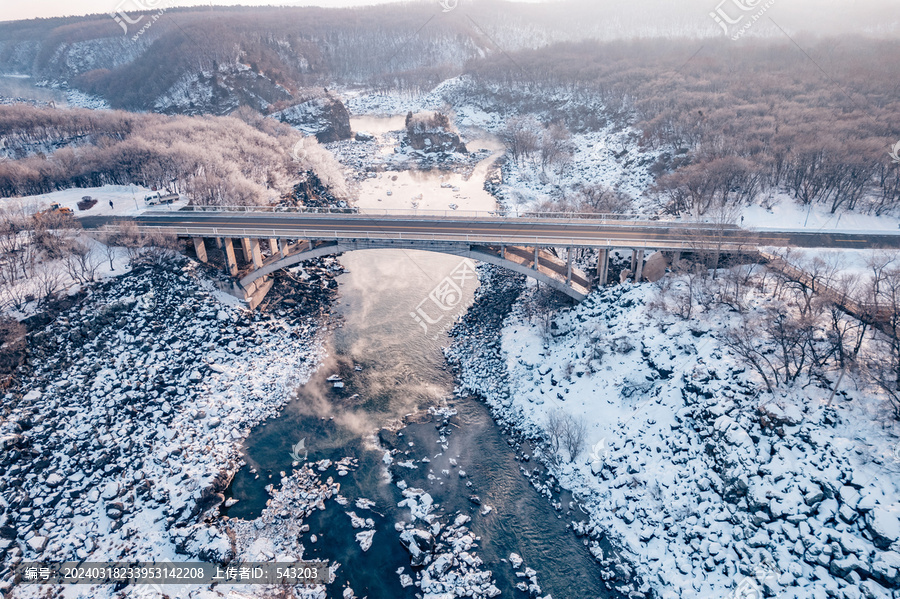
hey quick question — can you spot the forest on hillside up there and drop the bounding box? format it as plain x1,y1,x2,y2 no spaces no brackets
467,37,900,216
0,105,346,204
2,0,899,110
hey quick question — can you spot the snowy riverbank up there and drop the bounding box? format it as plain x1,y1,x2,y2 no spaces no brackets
0,259,340,598
447,266,900,599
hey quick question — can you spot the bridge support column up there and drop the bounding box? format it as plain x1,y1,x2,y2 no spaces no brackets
270,238,282,258
634,249,645,282
192,237,208,263
596,248,609,286
240,238,253,264
222,238,238,277
280,239,290,257
533,247,539,270
215,237,222,249
250,238,263,269
671,250,681,266
566,247,573,284
501,245,506,260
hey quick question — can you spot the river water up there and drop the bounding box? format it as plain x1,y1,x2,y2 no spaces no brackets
223,249,611,598
222,115,612,598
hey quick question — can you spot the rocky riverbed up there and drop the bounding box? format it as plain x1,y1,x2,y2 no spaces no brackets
443,265,647,598
446,264,900,599
0,257,341,598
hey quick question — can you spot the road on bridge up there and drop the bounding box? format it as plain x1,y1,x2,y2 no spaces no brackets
119,212,900,251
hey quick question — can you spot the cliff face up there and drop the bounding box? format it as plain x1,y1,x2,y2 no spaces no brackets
270,93,352,143
151,66,297,116
404,112,467,154
406,129,468,154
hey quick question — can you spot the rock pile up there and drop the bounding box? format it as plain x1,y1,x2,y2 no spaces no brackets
0,260,334,597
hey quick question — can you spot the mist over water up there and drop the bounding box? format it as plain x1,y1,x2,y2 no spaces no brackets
224,249,478,518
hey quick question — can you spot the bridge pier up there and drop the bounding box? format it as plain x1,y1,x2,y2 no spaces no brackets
270,238,282,258
634,249,645,282
533,247,539,270
222,238,238,277
566,247,573,284
250,238,264,269
240,238,253,265
192,237,208,263
596,248,609,286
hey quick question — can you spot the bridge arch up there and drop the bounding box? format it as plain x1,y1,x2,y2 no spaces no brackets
235,238,592,302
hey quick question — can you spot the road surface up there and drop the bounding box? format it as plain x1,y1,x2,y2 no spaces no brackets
103,212,900,251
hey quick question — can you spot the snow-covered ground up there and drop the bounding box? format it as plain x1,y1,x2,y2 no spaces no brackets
742,194,900,232
0,259,340,598
448,267,900,599
12,184,187,219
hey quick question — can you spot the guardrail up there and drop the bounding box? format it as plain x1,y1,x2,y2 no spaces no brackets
130,225,757,252
170,205,732,227
760,251,888,321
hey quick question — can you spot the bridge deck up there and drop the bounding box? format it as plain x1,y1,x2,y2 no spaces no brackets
133,212,900,251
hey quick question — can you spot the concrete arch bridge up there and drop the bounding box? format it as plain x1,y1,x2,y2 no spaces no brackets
130,208,900,309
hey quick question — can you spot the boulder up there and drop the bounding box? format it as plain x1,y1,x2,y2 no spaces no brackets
866,507,900,550
106,502,125,520
871,550,900,586
399,528,434,566
26,536,47,552
641,252,668,282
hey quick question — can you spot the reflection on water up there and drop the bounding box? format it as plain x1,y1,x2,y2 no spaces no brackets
350,115,407,135
350,114,505,213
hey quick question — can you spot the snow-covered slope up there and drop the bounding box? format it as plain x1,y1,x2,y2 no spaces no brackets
0,260,337,598
448,268,900,599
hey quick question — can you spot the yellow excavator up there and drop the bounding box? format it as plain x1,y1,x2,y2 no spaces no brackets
33,202,75,223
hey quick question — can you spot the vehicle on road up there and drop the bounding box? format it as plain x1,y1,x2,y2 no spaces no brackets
35,202,74,220
144,191,179,206
77,196,98,211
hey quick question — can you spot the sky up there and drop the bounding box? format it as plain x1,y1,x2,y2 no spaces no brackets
1,0,543,23
1,0,896,30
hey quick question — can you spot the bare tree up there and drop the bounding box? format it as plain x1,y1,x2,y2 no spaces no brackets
64,236,101,284
722,314,778,393
544,408,588,464
562,414,588,462
114,221,180,267
545,408,565,466
97,231,120,272
863,265,900,417
33,262,65,307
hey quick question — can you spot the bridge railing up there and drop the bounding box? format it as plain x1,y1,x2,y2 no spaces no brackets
129,225,756,252
180,205,363,215
176,204,649,219
158,205,743,228
174,205,682,222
